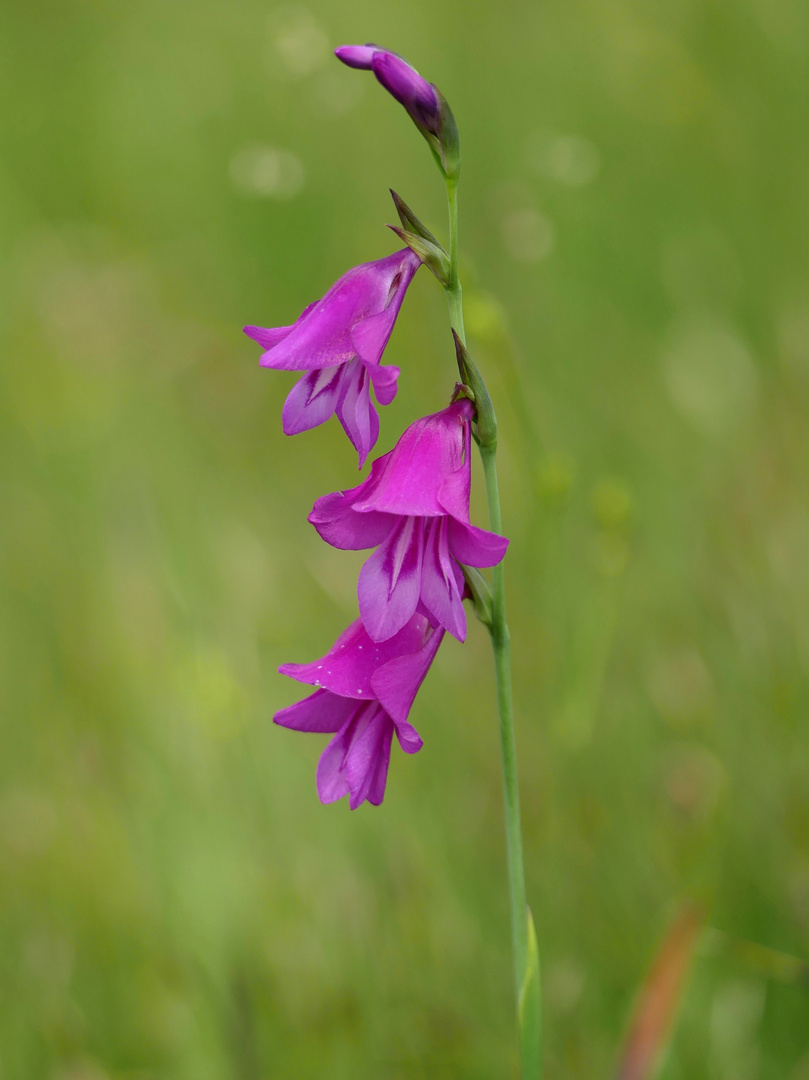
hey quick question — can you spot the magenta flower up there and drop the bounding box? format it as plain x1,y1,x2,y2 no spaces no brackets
275,614,444,809
309,399,509,643
335,45,441,138
244,248,420,467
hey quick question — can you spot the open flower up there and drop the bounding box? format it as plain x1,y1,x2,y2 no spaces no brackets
275,614,444,809
335,45,441,137
309,398,509,643
244,248,420,467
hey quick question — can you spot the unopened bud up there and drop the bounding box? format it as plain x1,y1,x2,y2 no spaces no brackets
388,225,450,286
335,45,461,179
452,330,497,448
461,565,494,629
389,190,442,247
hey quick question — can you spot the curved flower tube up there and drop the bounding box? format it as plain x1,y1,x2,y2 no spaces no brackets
335,45,441,137
275,614,444,809
245,248,420,467
309,398,509,643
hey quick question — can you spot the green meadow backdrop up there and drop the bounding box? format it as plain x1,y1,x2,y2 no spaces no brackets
2,0,808,1076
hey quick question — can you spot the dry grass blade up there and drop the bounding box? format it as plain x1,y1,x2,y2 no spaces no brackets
614,904,704,1080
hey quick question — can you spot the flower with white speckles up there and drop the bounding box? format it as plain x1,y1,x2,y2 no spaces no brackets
274,614,443,809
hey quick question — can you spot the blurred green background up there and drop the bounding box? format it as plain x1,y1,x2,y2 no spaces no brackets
2,0,808,1076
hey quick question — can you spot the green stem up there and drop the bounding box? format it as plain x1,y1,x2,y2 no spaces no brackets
446,177,465,343
444,179,541,1077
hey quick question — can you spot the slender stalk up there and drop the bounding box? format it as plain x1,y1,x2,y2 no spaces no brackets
445,178,465,343
444,177,541,1076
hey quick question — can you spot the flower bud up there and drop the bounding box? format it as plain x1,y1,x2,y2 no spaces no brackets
335,44,460,178
371,50,441,136
387,224,450,286
390,189,441,247
461,565,494,629
453,330,497,449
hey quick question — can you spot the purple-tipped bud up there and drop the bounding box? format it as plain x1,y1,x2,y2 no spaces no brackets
334,44,376,69
336,45,439,133
335,44,459,177
370,51,441,136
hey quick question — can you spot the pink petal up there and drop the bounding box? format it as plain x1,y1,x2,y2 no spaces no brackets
244,324,295,351
309,489,394,550
316,730,352,804
436,413,473,522
280,617,431,699
372,621,445,730
259,251,417,372
419,517,467,641
349,249,419,366
345,707,393,808
281,366,345,435
448,518,510,568
274,688,356,733
351,400,474,518
309,448,393,540
358,516,424,642
316,704,393,808
246,300,319,361
394,721,424,754
335,359,379,469
366,361,400,406
363,727,394,805
351,308,397,367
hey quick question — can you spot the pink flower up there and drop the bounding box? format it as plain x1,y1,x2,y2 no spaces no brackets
275,614,444,809
244,249,420,467
309,399,509,643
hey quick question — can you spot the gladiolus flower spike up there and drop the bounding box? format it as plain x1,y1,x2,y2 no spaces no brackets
245,248,420,468
250,39,542,1076
309,398,509,644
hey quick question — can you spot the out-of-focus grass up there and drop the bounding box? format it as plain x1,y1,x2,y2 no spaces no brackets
1,1,808,1077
